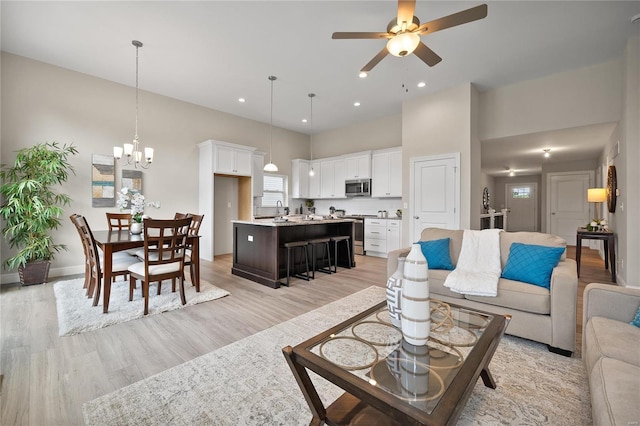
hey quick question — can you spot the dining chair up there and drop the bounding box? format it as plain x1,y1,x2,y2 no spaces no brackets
106,212,132,231
70,214,92,294
70,214,140,306
128,217,192,315
170,213,204,292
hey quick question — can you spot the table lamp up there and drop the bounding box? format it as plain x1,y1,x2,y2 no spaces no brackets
587,187,607,229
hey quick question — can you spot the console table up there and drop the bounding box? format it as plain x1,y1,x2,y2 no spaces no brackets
576,227,616,283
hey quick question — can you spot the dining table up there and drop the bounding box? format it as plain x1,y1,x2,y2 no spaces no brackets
92,230,201,313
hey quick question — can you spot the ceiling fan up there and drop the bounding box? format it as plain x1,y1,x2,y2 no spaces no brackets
332,0,488,74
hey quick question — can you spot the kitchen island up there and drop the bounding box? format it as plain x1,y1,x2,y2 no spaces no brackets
232,218,355,288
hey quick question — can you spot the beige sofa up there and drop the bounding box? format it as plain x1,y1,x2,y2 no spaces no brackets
582,283,640,426
387,228,578,355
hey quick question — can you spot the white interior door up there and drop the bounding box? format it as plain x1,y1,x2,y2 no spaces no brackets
410,154,460,241
548,172,592,245
505,182,538,231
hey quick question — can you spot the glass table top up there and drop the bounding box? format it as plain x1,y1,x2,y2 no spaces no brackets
306,300,493,415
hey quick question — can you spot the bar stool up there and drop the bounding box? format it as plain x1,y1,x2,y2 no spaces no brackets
329,235,352,273
307,237,332,279
282,241,310,287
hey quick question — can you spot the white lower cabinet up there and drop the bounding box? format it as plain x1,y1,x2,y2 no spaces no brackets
365,218,402,258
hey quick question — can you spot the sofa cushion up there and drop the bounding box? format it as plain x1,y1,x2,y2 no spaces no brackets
465,277,550,315
416,238,454,270
589,357,640,426
420,228,464,266
501,243,565,289
499,232,566,269
631,306,640,327
426,270,465,299
584,316,640,372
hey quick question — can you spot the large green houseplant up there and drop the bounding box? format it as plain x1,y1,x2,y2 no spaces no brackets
0,142,78,285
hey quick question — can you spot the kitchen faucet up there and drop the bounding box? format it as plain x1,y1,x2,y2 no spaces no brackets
276,200,283,216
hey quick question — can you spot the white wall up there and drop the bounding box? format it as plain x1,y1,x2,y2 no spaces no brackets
312,114,401,159
0,53,309,282
402,84,475,243
480,59,623,140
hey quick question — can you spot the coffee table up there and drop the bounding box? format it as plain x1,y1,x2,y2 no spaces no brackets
282,300,509,426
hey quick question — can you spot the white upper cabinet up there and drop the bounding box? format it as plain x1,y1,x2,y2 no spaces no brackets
372,147,402,198
291,159,310,199
344,152,372,180
320,158,346,199
214,143,253,176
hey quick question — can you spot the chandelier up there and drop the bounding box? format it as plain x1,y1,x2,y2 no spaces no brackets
114,40,154,169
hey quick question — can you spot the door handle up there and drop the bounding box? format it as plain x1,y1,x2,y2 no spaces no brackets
551,212,556,215
413,216,419,219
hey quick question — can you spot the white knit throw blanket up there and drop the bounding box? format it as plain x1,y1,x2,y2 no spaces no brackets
444,229,502,297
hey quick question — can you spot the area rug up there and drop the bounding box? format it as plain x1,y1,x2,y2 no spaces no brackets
82,286,591,425
53,276,230,336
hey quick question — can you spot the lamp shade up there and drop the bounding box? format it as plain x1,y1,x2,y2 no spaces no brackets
387,32,420,57
587,188,607,203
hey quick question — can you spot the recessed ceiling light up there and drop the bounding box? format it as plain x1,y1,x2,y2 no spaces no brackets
417,82,426,88
359,72,368,78
354,102,361,107
238,98,246,103
302,118,308,123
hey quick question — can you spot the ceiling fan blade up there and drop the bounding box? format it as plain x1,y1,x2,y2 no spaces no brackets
413,42,442,67
397,0,416,26
417,4,488,35
361,47,389,73
332,32,390,39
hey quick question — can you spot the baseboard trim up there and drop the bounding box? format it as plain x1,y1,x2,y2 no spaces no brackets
1,265,84,286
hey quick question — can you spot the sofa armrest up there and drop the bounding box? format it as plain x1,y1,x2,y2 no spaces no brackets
582,283,640,327
387,247,411,279
549,259,579,352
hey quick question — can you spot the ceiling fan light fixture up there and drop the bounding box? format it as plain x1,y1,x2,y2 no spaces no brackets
387,31,420,57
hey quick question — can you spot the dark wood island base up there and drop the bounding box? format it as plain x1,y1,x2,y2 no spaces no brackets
232,219,355,288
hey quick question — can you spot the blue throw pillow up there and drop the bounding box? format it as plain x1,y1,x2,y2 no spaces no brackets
631,307,640,328
416,238,454,270
501,243,565,289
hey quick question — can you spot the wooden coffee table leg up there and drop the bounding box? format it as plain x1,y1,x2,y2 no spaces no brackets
282,346,326,424
480,367,497,389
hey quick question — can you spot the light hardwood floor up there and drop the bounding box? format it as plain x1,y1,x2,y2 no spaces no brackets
0,247,614,425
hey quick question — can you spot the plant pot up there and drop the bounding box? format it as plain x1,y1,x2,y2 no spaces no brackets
130,222,143,235
18,260,51,286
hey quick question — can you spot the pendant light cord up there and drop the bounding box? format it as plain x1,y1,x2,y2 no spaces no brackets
134,42,139,142
269,76,274,164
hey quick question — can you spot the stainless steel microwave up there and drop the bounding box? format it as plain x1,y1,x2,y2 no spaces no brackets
345,179,371,197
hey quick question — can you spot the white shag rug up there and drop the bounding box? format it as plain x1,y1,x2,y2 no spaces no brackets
82,286,591,425
53,276,230,336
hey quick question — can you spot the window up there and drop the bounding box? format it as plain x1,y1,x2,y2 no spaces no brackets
511,187,531,199
262,174,288,207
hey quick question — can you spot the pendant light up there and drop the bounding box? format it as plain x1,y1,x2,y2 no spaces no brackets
263,75,278,172
308,93,316,177
114,40,154,169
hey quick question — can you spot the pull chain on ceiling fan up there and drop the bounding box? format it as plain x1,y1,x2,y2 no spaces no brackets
332,0,488,74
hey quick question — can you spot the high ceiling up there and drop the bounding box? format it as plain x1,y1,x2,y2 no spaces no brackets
2,1,639,176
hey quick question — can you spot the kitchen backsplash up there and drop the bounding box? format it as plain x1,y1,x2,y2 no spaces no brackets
298,197,403,217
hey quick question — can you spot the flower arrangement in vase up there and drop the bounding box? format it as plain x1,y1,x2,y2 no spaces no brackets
116,187,152,234
587,218,607,232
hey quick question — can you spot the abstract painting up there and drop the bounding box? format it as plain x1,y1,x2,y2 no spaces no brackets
91,154,115,207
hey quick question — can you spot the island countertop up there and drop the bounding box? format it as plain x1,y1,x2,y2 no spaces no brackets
232,217,355,227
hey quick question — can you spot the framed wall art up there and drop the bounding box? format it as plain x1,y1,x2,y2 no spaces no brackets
122,169,143,194
91,154,115,207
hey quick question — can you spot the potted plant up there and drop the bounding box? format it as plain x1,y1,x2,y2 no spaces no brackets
0,142,78,285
